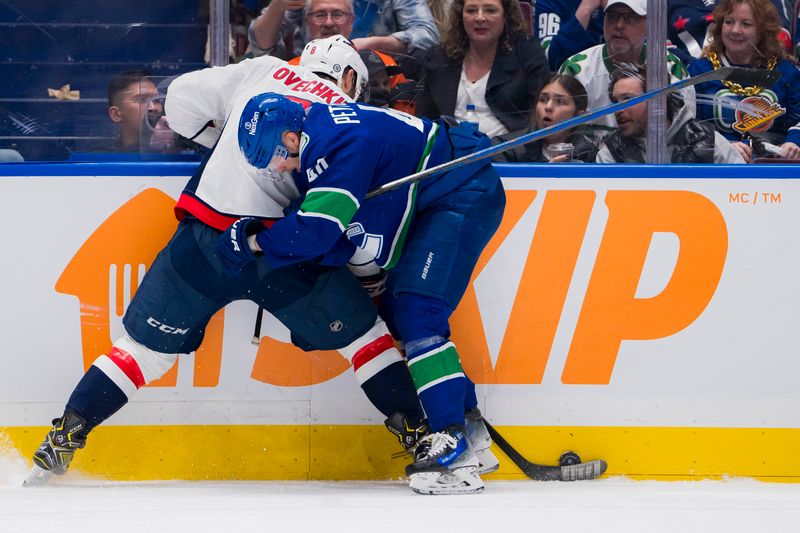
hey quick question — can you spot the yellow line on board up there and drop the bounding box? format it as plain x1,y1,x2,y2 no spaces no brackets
3,425,799,481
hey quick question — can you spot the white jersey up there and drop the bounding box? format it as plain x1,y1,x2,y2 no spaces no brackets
165,55,351,230
558,43,695,139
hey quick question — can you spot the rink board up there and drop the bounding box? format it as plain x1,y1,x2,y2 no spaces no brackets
1,162,799,481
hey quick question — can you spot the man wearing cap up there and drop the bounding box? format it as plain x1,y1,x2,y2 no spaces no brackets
558,0,694,140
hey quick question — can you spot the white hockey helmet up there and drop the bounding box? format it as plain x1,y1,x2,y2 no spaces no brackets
300,35,369,102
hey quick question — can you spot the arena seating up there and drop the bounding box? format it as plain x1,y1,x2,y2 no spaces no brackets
0,0,207,160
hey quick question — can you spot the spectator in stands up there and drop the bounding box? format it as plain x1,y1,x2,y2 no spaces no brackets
596,62,744,162
106,70,176,152
559,0,694,140
415,0,550,138
358,48,417,112
667,0,794,66
248,0,438,75
493,73,598,162
360,48,403,101
688,0,800,161
534,0,605,71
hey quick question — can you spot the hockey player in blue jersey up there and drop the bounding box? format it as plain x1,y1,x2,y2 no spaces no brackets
218,93,506,494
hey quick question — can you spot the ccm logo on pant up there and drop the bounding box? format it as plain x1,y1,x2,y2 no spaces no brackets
147,317,189,335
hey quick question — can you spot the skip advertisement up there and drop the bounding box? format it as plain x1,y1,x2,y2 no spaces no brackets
0,166,797,481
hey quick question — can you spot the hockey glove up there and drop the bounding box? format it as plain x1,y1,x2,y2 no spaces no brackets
447,120,491,158
358,270,388,298
217,217,263,277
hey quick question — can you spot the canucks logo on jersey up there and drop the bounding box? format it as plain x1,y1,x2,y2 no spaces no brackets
712,89,785,135
346,222,384,267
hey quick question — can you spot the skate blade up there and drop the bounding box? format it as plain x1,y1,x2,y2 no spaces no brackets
23,465,55,487
409,467,485,495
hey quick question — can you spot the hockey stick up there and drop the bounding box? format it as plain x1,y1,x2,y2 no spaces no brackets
251,306,265,345
365,66,781,199
483,420,608,481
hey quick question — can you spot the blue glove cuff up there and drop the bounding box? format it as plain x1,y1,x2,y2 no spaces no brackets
217,217,262,277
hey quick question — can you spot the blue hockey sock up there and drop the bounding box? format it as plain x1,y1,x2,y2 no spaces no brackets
464,376,478,412
406,339,466,432
66,365,129,433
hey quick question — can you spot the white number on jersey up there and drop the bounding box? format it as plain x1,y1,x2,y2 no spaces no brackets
307,156,329,182
538,13,561,39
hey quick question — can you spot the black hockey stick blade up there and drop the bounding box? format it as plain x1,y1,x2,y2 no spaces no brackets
484,420,607,481
365,66,781,200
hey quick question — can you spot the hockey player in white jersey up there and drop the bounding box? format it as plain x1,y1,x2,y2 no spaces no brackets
165,35,369,225
26,36,441,487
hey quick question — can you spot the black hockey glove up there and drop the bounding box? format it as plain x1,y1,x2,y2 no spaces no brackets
359,270,387,298
217,217,262,277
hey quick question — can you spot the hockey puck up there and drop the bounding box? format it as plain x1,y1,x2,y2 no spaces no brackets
559,451,581,466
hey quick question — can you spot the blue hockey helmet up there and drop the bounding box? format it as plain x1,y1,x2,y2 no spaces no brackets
238,92,305,169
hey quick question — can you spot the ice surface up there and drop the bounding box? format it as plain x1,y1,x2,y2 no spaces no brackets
1,442,799,533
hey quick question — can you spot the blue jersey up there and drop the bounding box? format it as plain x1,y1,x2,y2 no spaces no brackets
256,103,466,271
533,0,604,71
688,56,800,146
667,0,716,62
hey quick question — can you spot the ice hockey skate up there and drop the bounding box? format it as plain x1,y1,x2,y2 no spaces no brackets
465,408,500,474
385,411,429,453
24,411,87,486
406,424,484,495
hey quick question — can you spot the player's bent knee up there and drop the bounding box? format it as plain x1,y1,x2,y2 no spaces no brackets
93,335,178,395
337,318,405,385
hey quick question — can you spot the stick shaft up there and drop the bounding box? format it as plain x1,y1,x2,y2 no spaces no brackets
365,66,745,199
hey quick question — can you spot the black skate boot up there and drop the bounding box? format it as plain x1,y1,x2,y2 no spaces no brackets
405,424,483,495
384,411,430,460
465,408,500,474
26,410,88,485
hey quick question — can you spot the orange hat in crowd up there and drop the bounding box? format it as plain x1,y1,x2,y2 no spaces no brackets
357,49,406,90
290,49,414,113
289,50,404,88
